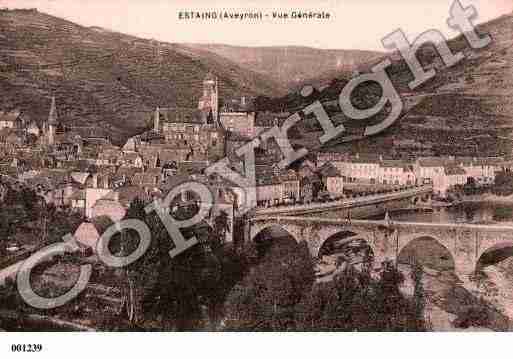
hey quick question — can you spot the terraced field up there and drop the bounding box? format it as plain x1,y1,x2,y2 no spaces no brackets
314,12,513,158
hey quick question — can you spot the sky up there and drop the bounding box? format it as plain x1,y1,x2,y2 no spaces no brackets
1,0,512,50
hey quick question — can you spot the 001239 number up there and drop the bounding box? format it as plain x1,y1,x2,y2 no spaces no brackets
11,344,43,353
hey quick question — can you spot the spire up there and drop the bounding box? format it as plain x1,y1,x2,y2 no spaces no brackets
46,96,57,146
154,106,160,133
48,96,58,125
213,76,219,124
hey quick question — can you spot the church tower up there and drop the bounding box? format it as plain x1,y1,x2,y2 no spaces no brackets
47,96,57,146
198,72,219,124
212,76,219,122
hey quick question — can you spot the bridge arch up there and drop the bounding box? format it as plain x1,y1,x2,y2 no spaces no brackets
250,223,302,245
476,241,513,271
317,230,375,268
315,227,377,261
397,234,455,271
250,223,309,258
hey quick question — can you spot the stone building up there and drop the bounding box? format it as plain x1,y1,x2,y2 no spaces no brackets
0,109,24,129
151,73,226,160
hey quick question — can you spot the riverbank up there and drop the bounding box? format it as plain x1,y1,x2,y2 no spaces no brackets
461,193,513,204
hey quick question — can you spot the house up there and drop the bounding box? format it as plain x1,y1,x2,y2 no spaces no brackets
317,152,347,168
472,157,503,184
119,152,143,168
71,126,111,146
73,216,115,253
295,160,321,200
299,176,313,203
70,189,86,215
97,148,122,166
0,109,23,129
112,167,143,187
177,161,209,176
318,162,344,196
131,171,162,190
91,192,127,222
252,165,301,206
0,128,25,148
343,154,381,184
378,160,416,186
317,153,381,184
87,188,116,218
71,172,95,188
414,157,449,185
434,165,467,196
159,146,191,165
219,111,257,138
25,169,74,205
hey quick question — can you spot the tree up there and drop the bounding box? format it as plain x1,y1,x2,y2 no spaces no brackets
20,187,38,214
464,177,477,195
223,239,315,330
0,277,23,311
210,210,231,248
411,260,426,330
118,198,161,325
295,260,425,331
118,198,227,330
492,171,513,196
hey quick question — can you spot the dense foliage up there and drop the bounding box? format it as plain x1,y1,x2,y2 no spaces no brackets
223,239,315,330
295,262,425,331
492,171,513,196
223,237,425,331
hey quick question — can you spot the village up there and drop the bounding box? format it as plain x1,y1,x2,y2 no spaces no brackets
0,72,511,258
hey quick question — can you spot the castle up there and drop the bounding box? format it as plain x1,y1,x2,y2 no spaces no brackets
150,72,225,160
150,72,257,160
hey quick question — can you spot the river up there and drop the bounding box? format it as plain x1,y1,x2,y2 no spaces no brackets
370,201,513,225
370,201,513,330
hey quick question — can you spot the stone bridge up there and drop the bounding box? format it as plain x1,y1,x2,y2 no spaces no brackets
253,185,433,219
248,216,513,277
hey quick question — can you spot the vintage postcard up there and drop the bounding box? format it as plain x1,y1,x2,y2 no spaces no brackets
0,0,513,355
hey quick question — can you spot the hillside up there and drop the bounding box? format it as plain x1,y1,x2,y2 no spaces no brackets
0,9,283,144
183,43,382,90
288,12,513,158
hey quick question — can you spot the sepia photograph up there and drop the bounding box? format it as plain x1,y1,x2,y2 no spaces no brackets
0,0,513,356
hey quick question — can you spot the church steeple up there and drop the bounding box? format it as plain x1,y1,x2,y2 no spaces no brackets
47,96,57,146
48,95,57,125
154,106,160,133
213,76,219,122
